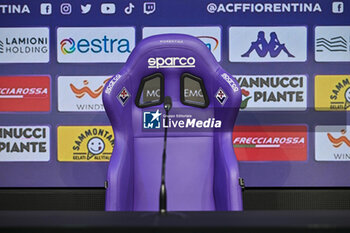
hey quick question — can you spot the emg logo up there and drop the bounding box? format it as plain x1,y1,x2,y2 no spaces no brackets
57,27,135,63
148,56,196,69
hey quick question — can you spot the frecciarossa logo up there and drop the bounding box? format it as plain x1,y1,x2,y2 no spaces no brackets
148,57,196,69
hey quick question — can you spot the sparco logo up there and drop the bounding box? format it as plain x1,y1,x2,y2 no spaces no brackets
148,57,196,69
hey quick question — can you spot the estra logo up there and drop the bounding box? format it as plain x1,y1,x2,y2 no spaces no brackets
143,26,222,61
58,76,111,112
233,125,307,161
148,56,196,69
315,125,350,161
57,126,114,162
0,76,50,112
57,27,135,63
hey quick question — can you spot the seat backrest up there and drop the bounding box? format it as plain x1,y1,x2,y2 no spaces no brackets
103,34,242,211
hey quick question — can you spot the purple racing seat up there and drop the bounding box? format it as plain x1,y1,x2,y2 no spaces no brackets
103,34,243,211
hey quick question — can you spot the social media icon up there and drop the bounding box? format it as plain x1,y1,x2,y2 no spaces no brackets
144,2,156,15
124,3,135,15
332,2,344,13
40,3,52,15
61,3,72,15
81,4,91,14
101,3,115,14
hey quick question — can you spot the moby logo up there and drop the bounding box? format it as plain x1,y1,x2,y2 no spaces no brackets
148,57,196,69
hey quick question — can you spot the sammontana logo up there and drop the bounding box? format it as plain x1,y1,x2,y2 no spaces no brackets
57,126,114,162
148,57,196,69
315,75,350,111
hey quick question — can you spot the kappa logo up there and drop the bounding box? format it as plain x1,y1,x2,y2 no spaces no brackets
328,129,350,148
143,109,162,129
229,26,307,62
216,88,228,105
70,78,109,99
117,87,130,106
148,57,196,69
241,31,295,58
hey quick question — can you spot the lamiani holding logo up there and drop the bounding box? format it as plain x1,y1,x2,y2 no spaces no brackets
143,27,222,61
0,27,49,63
57,27,135,63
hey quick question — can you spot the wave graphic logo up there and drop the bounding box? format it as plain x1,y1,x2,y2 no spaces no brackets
60,38,76,54
70,78,109,98
327,129,350,148
316,36,348,52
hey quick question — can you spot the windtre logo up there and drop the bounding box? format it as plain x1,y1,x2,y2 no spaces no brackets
57,27,135,63
57,126,114,162
315,125,350,161
58,76,111,112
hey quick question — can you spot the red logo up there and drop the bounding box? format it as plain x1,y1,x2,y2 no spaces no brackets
0,76,50,112
233,125,307,161
327,129,350,148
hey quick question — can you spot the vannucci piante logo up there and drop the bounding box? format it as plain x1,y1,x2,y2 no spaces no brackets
57,27,135,63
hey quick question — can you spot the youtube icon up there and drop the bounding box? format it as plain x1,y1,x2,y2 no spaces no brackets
101,3,116,14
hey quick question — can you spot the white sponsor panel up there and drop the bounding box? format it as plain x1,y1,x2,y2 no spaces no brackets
234,75,307,111
0,126,50,161
315,125,350,161
57,27,135,63
315,26,350,62
58,76,111,112
143,27,221,61
229,26,307,62
0,27,49,63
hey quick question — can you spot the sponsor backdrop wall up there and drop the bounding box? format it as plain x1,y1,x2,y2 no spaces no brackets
0,0,349,187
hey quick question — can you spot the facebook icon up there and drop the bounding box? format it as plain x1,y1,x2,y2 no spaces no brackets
40,3,52,15
332,2,344,14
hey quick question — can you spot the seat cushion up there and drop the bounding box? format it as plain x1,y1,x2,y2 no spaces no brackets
133,136,215,211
